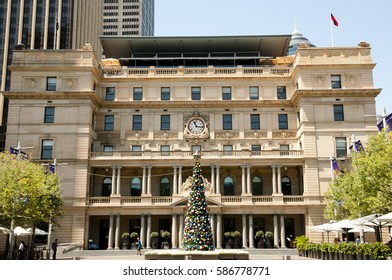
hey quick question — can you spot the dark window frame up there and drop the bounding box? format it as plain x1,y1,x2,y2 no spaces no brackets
333,105,345,121
44,107,55,123
223,114,232,130
104,115,114,131
191,87,201,100
222,86,232,100
250,114,260,130
105,87,115,101
133,87,143,100
278,114,288,130
161,115,170,130
132,115,142,131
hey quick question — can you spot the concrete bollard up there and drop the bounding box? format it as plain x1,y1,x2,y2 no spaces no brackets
283,255,291,260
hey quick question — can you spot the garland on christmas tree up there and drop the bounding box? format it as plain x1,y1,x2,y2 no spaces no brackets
182,157,214,251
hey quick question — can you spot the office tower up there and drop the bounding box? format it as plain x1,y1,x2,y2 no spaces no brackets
0,0,103,150
103,0,154,36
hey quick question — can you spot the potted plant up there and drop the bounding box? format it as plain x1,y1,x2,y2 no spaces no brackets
121,232,129,249
265,231,273,248
150,232,159,249
231,231,241,248
130,232,139,249
224,232,233,249
293,235,309,256
161,231,170,249
255,230,264,249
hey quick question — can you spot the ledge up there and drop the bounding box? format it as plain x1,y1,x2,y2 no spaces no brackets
144,249,249,260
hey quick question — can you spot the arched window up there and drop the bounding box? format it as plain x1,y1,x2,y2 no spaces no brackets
102,177,112,196
281,176,291,195
131,177,141,196
160,177,170,196
224,176,234,195
252,176,262,195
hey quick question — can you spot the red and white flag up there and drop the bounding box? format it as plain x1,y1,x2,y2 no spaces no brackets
330,13,339,26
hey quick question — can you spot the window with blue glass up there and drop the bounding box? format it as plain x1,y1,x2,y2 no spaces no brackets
250,114,260,130
132,115,142,130
41,139,54,159
44,107,55,123
222,87,232,100
278,114,288,130
277,86,287,99
104,115,114,131
331,75,341,89
249,86,259,100
102,178,112,196
105,87,115,101
333,105,344,121
191,87,201,100
46,77,57,91
335,137,347,157
160,177,170,196
223,114,232,130
161,87,170,100
161,115,170,130
131,177,141,196
133,87,143,100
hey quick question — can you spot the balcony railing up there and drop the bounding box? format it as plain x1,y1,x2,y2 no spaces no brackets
102,65,292,78
90,150,303,159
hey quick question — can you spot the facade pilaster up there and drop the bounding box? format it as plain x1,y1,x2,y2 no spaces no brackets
107,214,114,249
248,215,254,248
216,213,222,249
114,214,121,250
242,214,247,248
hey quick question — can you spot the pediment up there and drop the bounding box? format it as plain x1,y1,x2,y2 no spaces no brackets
170,195,223,207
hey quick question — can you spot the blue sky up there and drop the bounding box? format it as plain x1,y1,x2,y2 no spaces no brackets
155,0,391,115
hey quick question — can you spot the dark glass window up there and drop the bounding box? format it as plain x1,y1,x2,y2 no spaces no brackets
44,107,55,123
41,139,53,159
131,177,141,196
46,77,57,91
132,115,142,130
277,86,287,99
331,75,341,89
336,137,347,157
161,87,170,100
102,178,112,196
161,115,170,130
333,105,344,121
160,145,170,156
105,87,115,101
104,115,114,131
191,87,201,100
278,114,288,130
250,114,260,130
223,114,232,130
133,87,143,100
222,87,232,100
249,86,259,100
224,176,234,195
253,176,262,195
160,177,170,196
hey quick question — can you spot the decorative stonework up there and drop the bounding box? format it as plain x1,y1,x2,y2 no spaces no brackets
244,131,268,139
183,112,209,124
154,132,178,140
215,131,239,139
180,176,211,194
62,78,78,90
313,75,326,87
126,132,148,140
97,132,120,141
346,75,359,87
272,131,296,138
23,77,41,91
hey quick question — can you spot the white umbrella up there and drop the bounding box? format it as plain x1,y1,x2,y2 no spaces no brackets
375,212,392,223
27,227,48,235
0,226,11,234
310,223,342,242
348,226,375,233
13,226,32,236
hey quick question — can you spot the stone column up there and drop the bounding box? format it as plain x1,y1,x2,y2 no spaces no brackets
107,214,114,250
111,166,117,195
114,214,121,250
277,165,282,194
210,214,216,247
140,215,145,249
280,215,286,248
216,213,222,249
146,215,151,249
273,214,279,248
173,166,178,195
247,165,251,194
242,214,247,248
147,166,152,195
116,166,122,195
178,166,183,193
171,214,177,249
248,215,254,249
241,165,246,195
215,165,221,195
210,165,215,194
142,166,146,195
178,214,184,249
272,165,277,194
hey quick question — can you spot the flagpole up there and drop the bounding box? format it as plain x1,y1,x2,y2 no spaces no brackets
330,15,334,47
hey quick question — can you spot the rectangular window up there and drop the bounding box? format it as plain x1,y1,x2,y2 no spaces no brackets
331,75,342,89
160,145,170,156
132,145,142,156
191,87,201,100
278,114,288,130
223,114,232,130
46,77,57,91
251,145,261,155
222,87,232,100
44,107,55,123
103,145,113,152
161,87,170,100
104,115,114,131
105,87,115,101
161,115,170,130
223,145,233,156
132,115,142,131
250,114,260,130
133,87,143,100
333,105,344,121
336,137,347,157
41,139,53,159
192,145,201,153
249,86,259,100
280,144,290,156
277,86,287,99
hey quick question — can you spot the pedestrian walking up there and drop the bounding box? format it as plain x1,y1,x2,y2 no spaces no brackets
51,239,58,260
136,237,142,255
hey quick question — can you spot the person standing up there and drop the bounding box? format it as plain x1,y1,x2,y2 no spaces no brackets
18,241,26,260
51,239,58,260
136,237,142,255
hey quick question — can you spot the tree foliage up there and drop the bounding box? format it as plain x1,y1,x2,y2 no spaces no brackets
324,133,392,220
0,152,63,228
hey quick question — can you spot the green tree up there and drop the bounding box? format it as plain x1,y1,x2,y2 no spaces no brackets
0,152,63,230
324,133,392,220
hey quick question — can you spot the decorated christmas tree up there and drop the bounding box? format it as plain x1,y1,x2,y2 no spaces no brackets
182,151,214,251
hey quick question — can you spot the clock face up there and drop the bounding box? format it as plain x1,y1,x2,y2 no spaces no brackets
188,118,205,134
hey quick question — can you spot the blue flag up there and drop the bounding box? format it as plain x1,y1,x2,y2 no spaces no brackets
377,113,392,131
9,147,28,159
349,140,365,153
49,164,56,174
331,158,340,179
